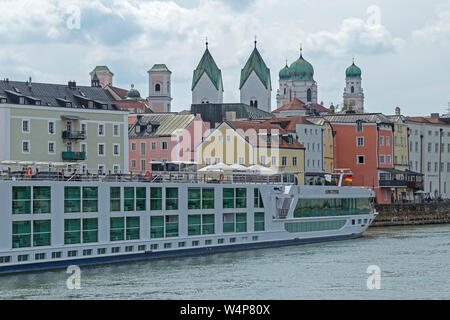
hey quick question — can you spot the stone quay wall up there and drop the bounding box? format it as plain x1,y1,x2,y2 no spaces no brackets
371,202,450,227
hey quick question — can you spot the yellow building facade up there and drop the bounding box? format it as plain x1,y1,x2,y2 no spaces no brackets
197,121,305,185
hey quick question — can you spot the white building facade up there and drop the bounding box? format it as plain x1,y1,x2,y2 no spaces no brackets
407,117,450,199
295,121,324,184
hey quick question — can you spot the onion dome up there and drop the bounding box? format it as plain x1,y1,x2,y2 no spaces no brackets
125,84,141,99
279,59,290,80
288,48,314,81
346,59,362,79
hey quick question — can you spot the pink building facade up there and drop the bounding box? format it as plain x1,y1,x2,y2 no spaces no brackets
128,114,209,173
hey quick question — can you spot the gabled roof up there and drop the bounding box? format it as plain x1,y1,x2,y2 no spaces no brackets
192,48,222,91
129,114,195,138
224,120,304,149
149,64,171,73
272,98,307,113
240,47,271,90
0,79,119,110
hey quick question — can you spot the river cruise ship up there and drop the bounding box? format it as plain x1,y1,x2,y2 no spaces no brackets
0,168,376,274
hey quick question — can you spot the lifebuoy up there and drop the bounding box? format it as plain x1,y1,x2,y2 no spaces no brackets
26,167,33,178
145,170,152,181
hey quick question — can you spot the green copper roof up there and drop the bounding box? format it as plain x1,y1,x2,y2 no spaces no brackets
346,62,361,79
149,64,171,73
239,47,270,89
192,48,222,91
92,73,99,81
91,65,114,75
279,64,290,80
288,54,314,81
125,84,141,99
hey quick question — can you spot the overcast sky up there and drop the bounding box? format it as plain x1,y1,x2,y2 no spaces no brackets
1,0,449,116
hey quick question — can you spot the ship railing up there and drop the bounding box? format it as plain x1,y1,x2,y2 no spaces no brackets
0,170,296,185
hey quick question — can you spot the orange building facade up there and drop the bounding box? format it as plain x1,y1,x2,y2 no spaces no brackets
325,114,396,204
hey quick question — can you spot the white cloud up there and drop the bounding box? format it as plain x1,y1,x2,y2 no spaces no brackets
412,5,450,43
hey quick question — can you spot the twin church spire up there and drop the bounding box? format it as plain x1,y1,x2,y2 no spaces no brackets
191,37,272,112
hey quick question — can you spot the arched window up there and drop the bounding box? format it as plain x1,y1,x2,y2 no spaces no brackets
307,89,312,102
283,88,286,95
155,83,161,92
250,99,258,108
351,86,354,94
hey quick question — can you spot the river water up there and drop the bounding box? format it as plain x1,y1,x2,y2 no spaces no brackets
0,224,449,300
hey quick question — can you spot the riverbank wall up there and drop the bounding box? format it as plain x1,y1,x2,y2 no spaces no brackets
371,202,450,227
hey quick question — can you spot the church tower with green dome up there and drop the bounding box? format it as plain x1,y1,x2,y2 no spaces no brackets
343,58,364,113
276,46,318,108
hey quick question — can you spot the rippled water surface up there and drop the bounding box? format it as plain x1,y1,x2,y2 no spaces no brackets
1,224,449,300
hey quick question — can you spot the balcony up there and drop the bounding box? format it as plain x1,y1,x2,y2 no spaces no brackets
62,151,86,161
62,130,86,140
379,180,408,188
407,181,424,190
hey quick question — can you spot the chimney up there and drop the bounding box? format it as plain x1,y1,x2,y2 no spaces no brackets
68,80,76,89
395,107,400,115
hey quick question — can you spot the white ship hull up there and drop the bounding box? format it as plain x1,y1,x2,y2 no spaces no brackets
0,179,376,275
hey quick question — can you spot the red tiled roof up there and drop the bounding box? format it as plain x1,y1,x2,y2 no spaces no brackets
225,120,304,149
262,117,313,131
308,103,329,112
407,117,447,124
273,98,306,113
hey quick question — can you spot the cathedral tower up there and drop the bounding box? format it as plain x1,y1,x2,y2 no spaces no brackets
343,58,364,113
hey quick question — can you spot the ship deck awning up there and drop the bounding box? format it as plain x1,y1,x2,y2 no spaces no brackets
60,115,85,120
378,168,406,175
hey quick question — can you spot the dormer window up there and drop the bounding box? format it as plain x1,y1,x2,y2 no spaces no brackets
135,126,141,133
88,101,94,108
65,102,72,108
19,97,25,105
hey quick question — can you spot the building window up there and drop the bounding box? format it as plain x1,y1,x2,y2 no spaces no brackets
141,159,146,171
48,142,55,154
357,155,365,164
113,125,120,137
81,143,87,154
161,141,168,150
155,83,161,92
151,142,157,150
113,144,120,156
22,120,30,133
307,88,312,102
131,159,136,169
380,155,385,164
351,86,354,93
22,140,30,153
48,121,55,134
292,157,298,167
98,124,105,136
357,137,364,146
435,143,439,153
140,142,146,156
271,156,277,166
238,157,245,165
98,143,105,156
281,156,287,167
387,155,391,164
260,155,266,166
113,165,120,174
131,142,136,152
356,121,363,132
428,143,432,152
380,136,384,146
